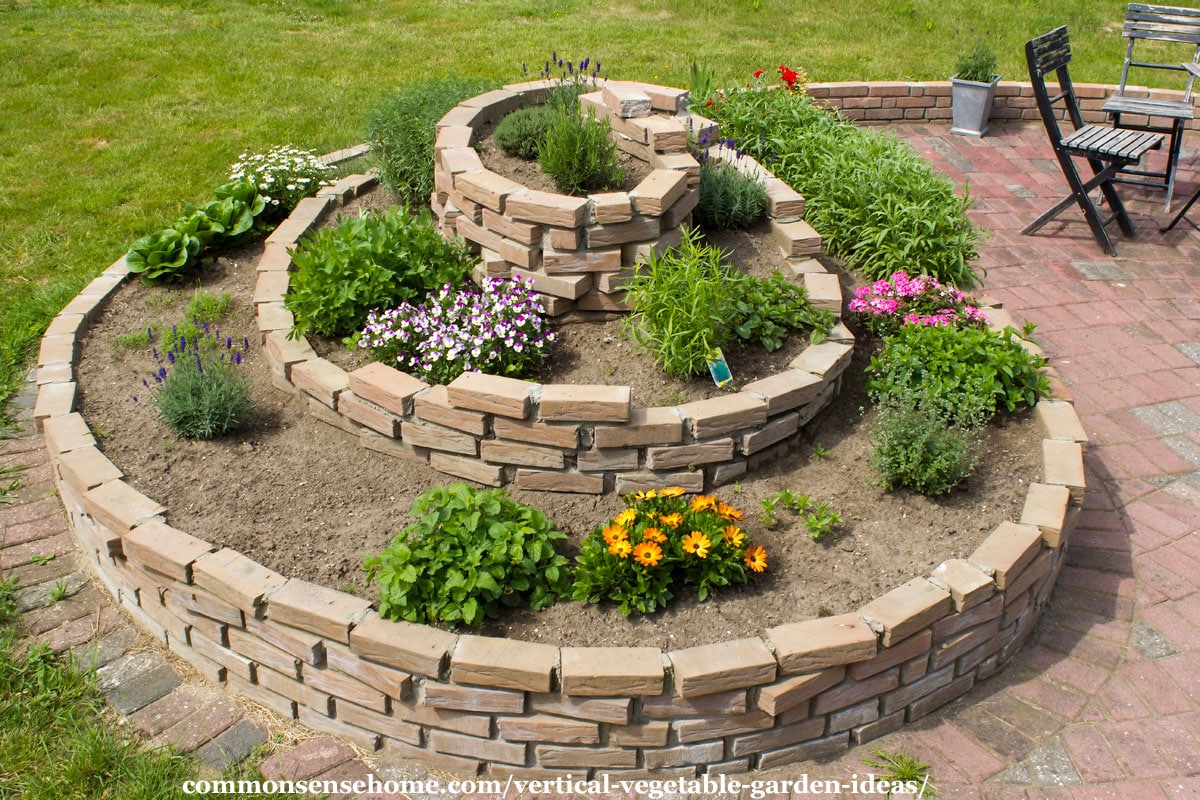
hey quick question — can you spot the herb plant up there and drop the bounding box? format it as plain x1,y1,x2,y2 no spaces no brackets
572,488,766,615
364,484,571,627
954,39,998,83
870,388,984,496
694,159,769,230
729,270,834,351
286,207,475,339
849,270,988,337
538,103,625,196
228,145,333,219
146,325,253,440
359,276,555,385
494,105,554,160
366,77,498,206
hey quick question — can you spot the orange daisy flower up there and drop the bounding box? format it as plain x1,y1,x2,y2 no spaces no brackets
608,539,632,558
632,489,658,502
660,512,683,529
690,495,718,513
615,508,638,528
632,541,664,567
643,526,667,544
681,531,711,559
722,525,745,548
717,502,744,522
602,524,628,545
744,545,768,573
659,486,686,498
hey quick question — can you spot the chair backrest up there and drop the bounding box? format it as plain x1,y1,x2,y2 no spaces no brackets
1119,3,1200,100
1026,26,1087,141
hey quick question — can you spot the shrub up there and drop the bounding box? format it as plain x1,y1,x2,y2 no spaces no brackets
955,39,998,83
572,487,766,615
146,326,253,439
285,208,475,339
730,270,833,351
538,103,625,196
694,159,768,230
364,484,571,627
366,77,498,206
870,389,985,495
494,105,554,159
227,145,333,219
707,87,981,286
867,323,1050,422
359,276,555,385
849,271,988,337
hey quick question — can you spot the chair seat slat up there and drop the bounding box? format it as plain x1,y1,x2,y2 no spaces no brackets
1102,96,1194,119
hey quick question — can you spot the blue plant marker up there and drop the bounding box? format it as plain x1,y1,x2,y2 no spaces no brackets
707,348,734,389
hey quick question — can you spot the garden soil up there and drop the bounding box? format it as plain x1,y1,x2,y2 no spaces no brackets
74,196,1043,651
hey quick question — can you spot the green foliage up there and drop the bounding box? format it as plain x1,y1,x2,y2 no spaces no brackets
761,489,840,540
364,484,571,627
29,553,55,566
125,227,201,283
366,77,498,206
572,489,765,615
494,105,554,159
729,269,833,351
869,388,984,496
689,60,718,109
694,160,768,230
708,87,981,286
47,580,72,606
538,104,625,196
862,749,940,798
0,575,17,622
867,323,1050,422
285,208,475,339
804,500,842,541
0,464,25,505
227,144,333,218
155,356,252,440
955,39,998,83
186,290,232,324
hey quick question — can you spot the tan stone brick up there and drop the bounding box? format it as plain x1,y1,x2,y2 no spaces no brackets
790,340,853,378
632,115,689,152
933,593,1003,641
1036,399,1088,444
929,558,995,611
164,584,245,627
593,406,684,448
439,146,484,175
255,662,332,715
256,302,293,335
413,385,487,436
623,227,685,265
446,371,537,419
629,170,689,217
1002,548,1055,602
675,710,773,743
124,521,213,584
641,687,746,718
546,227,580,250
586,217,661,248
931,618,1002,670
267,579,371,644
576,289,631,312
678,394,768,439
756,667,845,715
577,448,639,472
662,187,701,228
860,579,953,647
558,646,664,696
481,208,542,244
263,331,316,379
192,548,287,613
482,440,565,469
811,667,900,715
510,266,592,299
300,664,389,714
37,333,75,368
429,452,503,486
772,219,823,257
610,721,670,747
252,270,290,304
57,445,122,491
968,521,1043,589
536,743,637,769
338,391,400,437
514,469,605,494
507,190,589,228
82,480,164,533
401,421,478,456
804,272,843,313
1042,440,1085,503
456,213,504,252
847,630,932,680
434,126,474,154
267,196,332,245
227,627,301,678
348,362,427,417
36,362,72,385
33,382,76,428
645,438,734,470
490,417,578,448
742,370,825,414
785,257,826,276
767,614,877,674
590,192,634,224
684,113,719,144
349,612,456,678
597,267,634,293
602,81,653,117
732,716,828,757
528,694,631,724
668,637,776,698
742,413,800,455
764,178,806,219
360,428,428,464
423,681,523,713
323,641,412,700
451,635,557,692
499,714,600,744
879,664,954,715
331,698,420,745
461,88,524,117
431,729,526,765
537,384,630,423
614,469,705,494
542,245,623,274
498,237,540,270
45,313,84,338
306,396,359,436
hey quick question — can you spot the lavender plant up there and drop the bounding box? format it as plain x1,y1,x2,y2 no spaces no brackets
139,324,253,439
359,276,556,385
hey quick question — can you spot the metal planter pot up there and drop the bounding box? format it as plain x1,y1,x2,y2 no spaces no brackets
950,75,1000,137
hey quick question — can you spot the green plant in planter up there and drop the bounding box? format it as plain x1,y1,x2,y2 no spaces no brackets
694,159,769,230
364,484,571,627
494,105,554,160
954,38,998,83
538,102,625,196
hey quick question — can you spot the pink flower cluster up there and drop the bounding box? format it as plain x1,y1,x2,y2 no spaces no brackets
849,271,987,336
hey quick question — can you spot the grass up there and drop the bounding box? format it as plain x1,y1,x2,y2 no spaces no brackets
0,0,1164,422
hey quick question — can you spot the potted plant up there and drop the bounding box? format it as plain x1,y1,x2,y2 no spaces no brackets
951,39,1000,137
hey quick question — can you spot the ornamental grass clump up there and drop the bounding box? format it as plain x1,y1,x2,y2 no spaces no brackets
849,271,988,337
694,158,769,231
572,488,767,616
358,276,555,384
141,324,253,439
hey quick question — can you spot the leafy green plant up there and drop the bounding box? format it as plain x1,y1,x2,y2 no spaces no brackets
494,105,554,159
0,464,24,504
804,500,842,541
694,159,768,230
29,553,55,566
366,76,498,206
759,495,778,530
364,484,571,627
867,323,1050,422
0,575,18,621
46,579,71,606
572,488,766,615
186,290,232,324
538,104,625,196
286,207,475,339
869,388,984,496
688,60,718,109
761,489,839,539
811,443,830,460
729,270,834,351
125,227,202,283
863,749,940,798
954,38,998,83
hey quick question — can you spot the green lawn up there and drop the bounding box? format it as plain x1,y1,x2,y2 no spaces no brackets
0,0,1148,415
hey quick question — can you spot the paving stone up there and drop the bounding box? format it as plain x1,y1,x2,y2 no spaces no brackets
260,736,358,781
1130,620,1179,660
96,650,167,691
69,626,138,673
990,734,1082,786
106,662,182,714
128,688,209,736
1131,401,1200,436
194,719,269,770
1069,260,1131,281
158,697,242,753
16,570,89,612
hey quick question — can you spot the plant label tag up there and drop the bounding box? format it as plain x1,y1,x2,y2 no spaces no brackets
706,348,734,389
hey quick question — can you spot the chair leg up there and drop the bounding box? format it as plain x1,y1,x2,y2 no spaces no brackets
1163,119,1186,214
1161,184,1200,232
1089,156,1136,238
1024,150,1120,255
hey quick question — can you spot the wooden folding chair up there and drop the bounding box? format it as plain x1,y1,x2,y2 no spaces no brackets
1023,26,1164,256
1103,3,1200,212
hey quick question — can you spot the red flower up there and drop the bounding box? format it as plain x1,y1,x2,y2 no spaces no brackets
753,69,764,78
778,64,799,90
705,98,713,107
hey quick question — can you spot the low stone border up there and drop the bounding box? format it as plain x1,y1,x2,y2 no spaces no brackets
33,84,1093,776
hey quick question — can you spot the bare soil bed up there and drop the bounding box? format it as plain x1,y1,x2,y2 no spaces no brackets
74,201,1043,651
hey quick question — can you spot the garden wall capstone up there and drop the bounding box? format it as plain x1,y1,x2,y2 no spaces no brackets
36,85,1093,776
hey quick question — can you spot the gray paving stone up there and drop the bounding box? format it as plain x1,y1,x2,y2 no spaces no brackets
106,662,182,714
926,136,977,173
95,650,165,691
1132,401,1200,436
1175,342,1200,366
1164,435,1200,469
70,627,139,674
195,719,268,770
1069,261,1131,281
1006,184,1036,198
1131,620,1179,660
17,571,90,612
990,735,1081,786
